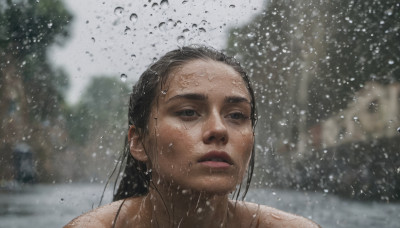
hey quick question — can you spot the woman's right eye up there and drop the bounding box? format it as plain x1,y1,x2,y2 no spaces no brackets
176,109,199,119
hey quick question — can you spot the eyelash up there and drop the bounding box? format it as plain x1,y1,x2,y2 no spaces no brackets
175,109,199,120
227,112,249,120
175,109,249,122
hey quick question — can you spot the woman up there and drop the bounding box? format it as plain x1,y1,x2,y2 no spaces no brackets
65,46,320,228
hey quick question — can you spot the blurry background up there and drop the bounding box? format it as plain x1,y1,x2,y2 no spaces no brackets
0,0,399,227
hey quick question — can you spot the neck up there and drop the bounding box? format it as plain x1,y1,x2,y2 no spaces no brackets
146,184,232,228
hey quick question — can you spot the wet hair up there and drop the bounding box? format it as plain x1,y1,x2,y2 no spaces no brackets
112,45,258,201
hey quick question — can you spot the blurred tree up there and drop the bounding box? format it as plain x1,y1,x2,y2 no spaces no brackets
0,0,72,182
227,0,400,199
65,76,130,181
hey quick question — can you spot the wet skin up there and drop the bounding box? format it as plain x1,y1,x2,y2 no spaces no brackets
65,59,321,228
137,59,254,194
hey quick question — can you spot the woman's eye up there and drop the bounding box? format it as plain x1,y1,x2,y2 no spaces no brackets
227,112,248,120
181,109,195,116
176,109,198,118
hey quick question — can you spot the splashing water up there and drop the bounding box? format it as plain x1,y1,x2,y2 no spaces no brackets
120,74,127,82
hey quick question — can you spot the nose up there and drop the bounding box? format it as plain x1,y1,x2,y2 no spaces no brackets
202,110,228,145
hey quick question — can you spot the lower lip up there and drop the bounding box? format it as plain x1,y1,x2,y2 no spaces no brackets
199,161,231,168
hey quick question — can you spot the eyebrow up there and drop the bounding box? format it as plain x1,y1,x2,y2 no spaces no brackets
166,93,207,103
224,96,251,105
166,93,251,105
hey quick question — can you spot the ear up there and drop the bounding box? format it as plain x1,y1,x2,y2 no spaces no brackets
128,125,148,162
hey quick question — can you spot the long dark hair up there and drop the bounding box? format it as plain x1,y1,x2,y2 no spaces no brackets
112,45,258,201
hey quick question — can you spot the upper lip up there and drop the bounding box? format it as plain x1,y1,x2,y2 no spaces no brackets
198,151,233,165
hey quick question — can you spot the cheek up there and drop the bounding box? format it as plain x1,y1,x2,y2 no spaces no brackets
153,123,197,161
238,130,254,166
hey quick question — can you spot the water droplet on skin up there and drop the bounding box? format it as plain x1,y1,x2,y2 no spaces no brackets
130,13,138,23
114,7,124,17
120,74,127,82
229,4,235,8
199,27,206,33
271,213,282,220
160,0,169,9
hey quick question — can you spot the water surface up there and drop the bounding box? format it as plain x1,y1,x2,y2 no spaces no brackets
0,183,397,227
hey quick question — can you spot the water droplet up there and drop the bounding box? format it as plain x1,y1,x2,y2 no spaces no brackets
160,0,169,9
199,27,206,33
182,0,188,4
388,59,394,65
120,74,127,82
158,22,167,31
124,26,131,35
177,35,185,45
167,19,174,29
247,32,255,38
229,4,235,8
192,23,197,28
397,127,400,133
385,8,393,16
151,2,159,10
47,22,53,28
114,7,124,17
129,13,138,24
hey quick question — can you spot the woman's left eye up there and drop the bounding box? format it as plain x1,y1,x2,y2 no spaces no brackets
178,109,196,116
175,109,200,120
227,112,248,120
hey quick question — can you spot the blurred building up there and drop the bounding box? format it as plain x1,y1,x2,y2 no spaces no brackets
307,82,400,149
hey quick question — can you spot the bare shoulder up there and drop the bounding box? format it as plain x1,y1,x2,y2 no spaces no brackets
63,200,123,228
64,196,147,228
231,200,321,228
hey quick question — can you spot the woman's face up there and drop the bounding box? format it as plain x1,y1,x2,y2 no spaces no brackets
144,59,254,194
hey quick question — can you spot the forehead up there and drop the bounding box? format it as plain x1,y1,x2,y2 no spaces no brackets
164,59,249,97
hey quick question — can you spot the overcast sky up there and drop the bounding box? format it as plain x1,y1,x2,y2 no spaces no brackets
49,0,265,104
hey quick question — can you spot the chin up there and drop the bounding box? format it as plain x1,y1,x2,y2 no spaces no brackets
190,178,239,195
